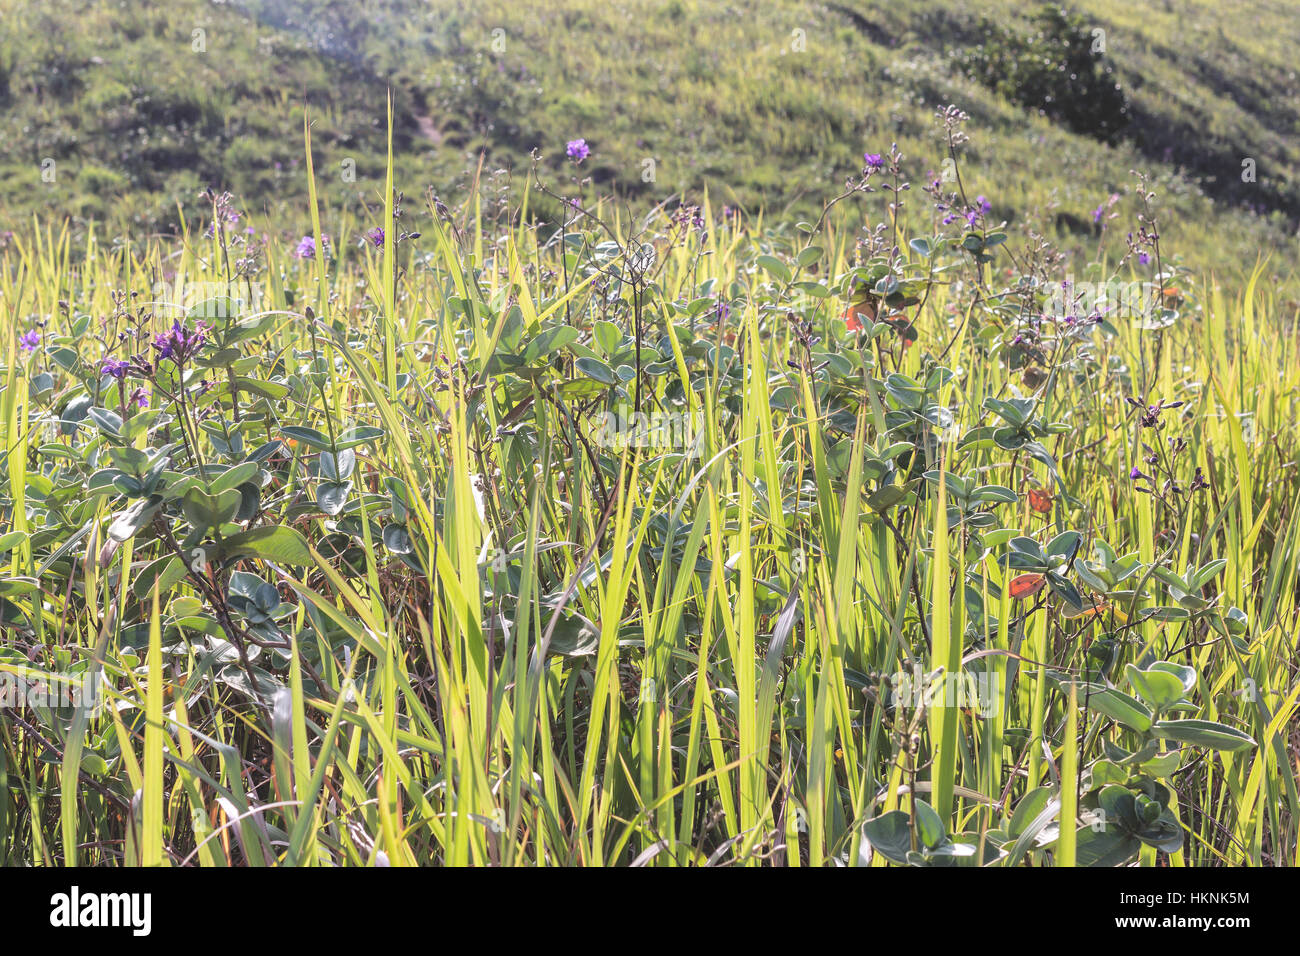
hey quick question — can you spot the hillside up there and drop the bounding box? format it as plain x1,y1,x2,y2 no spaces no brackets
1,0,1297,280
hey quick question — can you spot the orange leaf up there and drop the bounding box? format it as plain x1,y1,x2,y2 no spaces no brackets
842,296,877,332
1008,572,1047,600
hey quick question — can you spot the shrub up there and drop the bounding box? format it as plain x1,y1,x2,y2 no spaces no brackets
954,5,1129,143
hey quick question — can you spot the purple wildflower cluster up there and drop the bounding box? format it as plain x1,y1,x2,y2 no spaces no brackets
203,190,243,239
934,194,991,228
1092,192,1120,227
20,329,41,353
1125,177,1162,270
295,234,334,259
672,204,705,230
1126,396,1185,430
1124,396,1204,497
566,138,590,163
98,352,152,409
153,319,207,364
100,358,131,380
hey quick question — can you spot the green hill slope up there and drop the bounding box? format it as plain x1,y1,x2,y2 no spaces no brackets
1,0,1296,281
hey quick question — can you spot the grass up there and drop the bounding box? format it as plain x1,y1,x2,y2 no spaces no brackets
0,99,1297,867
0,0,1297,288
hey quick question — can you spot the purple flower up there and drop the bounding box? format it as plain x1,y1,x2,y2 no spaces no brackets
130,387,149,409
1138,252,1150,265
152,320,207,364
863,152,884,171
365,227,385,248
1129,465,1146,481
19,329,40,353
566,138,590,163
1093,194,1119,226
295,235,316,258
100,358,131,380
203,192,243,238
976,195,991,214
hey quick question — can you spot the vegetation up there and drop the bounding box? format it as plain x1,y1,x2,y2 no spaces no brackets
1,101,1297,865
0,0,1297,285
957,5,1130,143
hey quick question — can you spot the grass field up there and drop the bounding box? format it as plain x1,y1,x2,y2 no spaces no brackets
2,1,1299,869
1,101,1298,865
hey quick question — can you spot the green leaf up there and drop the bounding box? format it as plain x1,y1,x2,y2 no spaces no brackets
0,578,39,597
522,325,580,364
281,426,333,451
209,462,259,494
1074,825,1140,867
109,496,163,543
181,488,243,530
969,484,1018,505
316,480,352,516
796,246,824,267
913,799,946,850
861,810,912,865
993,426,1027,450
1152,719,1256,751
60,395,93,435
87,407,124,438
1073,558,1111,594
593,320,623,356
319,449,356,482
234,376,290,401
1045,530,1081,562
1140,750,1183,777
866,485,911,513
1008,786,1053,838
221,526,314,566
1192,559,1228,589
575,356,618,385
0,531,29,555
188,296,240,324
335,426,385,450
382,523,413,555
1147,660,1197,695
1125,663,1188,712
1046,572,1085,611
1088,687,1154,732
755,255,791,284
132,556,188,601
1139,605,1190,622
